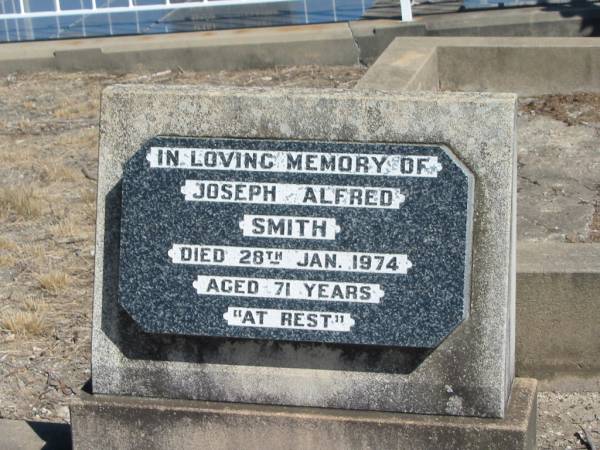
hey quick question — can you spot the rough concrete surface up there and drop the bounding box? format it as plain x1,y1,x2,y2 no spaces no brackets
92,86,516,418
5,390,600,449
358,37,600,95
367,0,600,38
357,42,439,90
348,20,427,65
0,23,360,75
516,242,600,391
70,379,537,450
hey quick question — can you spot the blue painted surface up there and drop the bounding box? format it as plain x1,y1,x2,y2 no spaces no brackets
118,137,474,348
463,0,568,9
0,0,374,42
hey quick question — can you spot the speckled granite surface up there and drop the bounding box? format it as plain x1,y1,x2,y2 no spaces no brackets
119,137,473,348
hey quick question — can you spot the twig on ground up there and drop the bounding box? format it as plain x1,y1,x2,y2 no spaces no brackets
518,175,540,186
80,167,97,181
46,371,75,396
55,238,87,245
580,121,600,130
129,70,172,82
31,235,52,243
576,426,597,450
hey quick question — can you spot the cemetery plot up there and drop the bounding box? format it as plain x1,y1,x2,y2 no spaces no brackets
0,70,594,444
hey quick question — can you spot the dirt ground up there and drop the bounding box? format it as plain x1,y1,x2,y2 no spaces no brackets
0,68,598,449
519,94,600,243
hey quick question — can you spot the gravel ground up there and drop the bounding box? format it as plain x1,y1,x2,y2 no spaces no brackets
518,94,600,243
0,68,597,449
537,392,599,450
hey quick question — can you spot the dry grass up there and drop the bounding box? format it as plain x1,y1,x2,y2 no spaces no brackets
39,162,80,183
62,129,98,148
79,188,96,205
0,143,35,166
0,68,368,424
53,101,95,120
1,298,48,336
22,297,47,314
0,187,43,219
49,218,82,240
0,238,18,251
36,271,70,295
19,243,46,262
0,253,16,267
1,310,47,336
79,189,97,221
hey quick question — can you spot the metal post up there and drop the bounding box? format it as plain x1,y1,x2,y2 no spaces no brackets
134,0,139,34
108,11,112,35
55,0,60,38
80,0,86,37
1,0,10,41
22,0,32,40
303,0,308,24
400,0,412,21
11,0,20,40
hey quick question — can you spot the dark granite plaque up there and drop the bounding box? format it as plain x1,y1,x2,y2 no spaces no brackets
118,137,474,348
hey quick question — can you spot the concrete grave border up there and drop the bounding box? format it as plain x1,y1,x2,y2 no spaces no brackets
3,1,600,74
357,37,600,95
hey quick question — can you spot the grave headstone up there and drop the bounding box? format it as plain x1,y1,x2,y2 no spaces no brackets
118,138,473,348
71,86,535,450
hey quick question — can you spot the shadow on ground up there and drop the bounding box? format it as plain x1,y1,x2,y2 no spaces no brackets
27,421,71,450
544,0,600,35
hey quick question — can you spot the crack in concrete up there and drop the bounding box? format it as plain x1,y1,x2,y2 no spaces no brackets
346,23,367,68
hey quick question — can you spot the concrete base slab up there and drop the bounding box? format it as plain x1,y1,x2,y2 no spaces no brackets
516,243,600,391
0,419,71,450
70,378,537,450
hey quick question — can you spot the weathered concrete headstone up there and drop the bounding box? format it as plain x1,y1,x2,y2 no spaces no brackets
118,138,473,348
71,86,536,449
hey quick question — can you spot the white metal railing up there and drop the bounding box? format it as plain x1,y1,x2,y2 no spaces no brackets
0,0,297,20
0,0,412,43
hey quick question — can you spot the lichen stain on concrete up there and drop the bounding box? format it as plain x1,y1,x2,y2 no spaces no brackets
444,384,465,415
